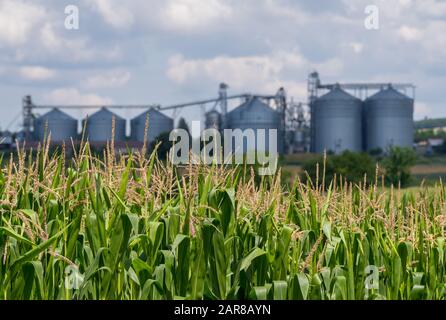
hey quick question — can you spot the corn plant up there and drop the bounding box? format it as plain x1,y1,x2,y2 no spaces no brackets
1,138,446,300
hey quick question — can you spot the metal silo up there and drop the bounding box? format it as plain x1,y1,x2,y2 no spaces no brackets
34,108,78,142
83,107,126,142
131,108,173,143
313,86,362,153
364,86,414,151
205,110,222,130
226,97,284,154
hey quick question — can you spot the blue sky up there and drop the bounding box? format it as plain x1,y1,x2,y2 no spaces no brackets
0,0,445,131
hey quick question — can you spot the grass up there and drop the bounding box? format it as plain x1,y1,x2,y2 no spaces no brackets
1,137,446,300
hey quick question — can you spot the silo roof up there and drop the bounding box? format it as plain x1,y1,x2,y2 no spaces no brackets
366,86,412,101
318,87,360,101
87,107,124,121
228,98,278,116
39,108,76,121
133,108,172,121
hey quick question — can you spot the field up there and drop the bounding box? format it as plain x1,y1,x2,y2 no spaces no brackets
1,141,446,300
282,153,446,187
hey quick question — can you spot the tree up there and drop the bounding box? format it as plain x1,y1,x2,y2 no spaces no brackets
302,151,376,188
381,147,417,187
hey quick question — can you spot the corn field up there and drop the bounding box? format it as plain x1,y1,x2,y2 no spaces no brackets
1,140,446,300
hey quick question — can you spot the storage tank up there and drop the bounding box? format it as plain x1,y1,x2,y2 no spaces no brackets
34,108,78,142
313,86,362,153
225,97,284,154
131,108,173,143
83,107,126,142
364,86,414,152
205,110,222,130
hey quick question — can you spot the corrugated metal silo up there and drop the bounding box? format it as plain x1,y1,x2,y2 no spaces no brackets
226,97,284,154
131,108,173,143
34,108,78,142
313,86,362,153
364,86,414,151
205,110,222,130
83,107,126,142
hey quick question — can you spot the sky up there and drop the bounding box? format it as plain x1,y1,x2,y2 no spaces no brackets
0,0,445,132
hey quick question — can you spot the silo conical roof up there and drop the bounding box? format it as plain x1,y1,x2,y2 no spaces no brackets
366,86,412,101
133,108,172,122
130,108,173,143
39,108,76,121
318,86,361,101
228,98,277,116
87,107,124,120
34,108,78,142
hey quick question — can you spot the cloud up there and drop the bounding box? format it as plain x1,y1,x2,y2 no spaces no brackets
85,0,234,33
398,25,423,42
414,101,432,119
19,66,56,80
86,0,135,29
348,42,364,53
44,88,113,105
1,0,446,130
415,0,446,17
83,69,131,89
37,22,123,64
167,51,342,100
160,0,232,32
0,0,46,46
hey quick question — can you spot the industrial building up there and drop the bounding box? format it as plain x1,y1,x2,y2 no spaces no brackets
16,72,415,156
131,108,174,143
308,72,415,154
82,107,126,142
34,108,78,142
364,86,414,152
310,83,414,154
313,86,362,153
225,97,284,154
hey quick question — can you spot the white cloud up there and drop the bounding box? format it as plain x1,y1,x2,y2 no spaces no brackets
44,88,113,105
398,25,423,42
166,51,340,99
349,42,364,54
83,69,131,89
414,101,432,119
86,0,134,29
415,0,446,17
0,0,46,46
160,0,232,32
167,52,303,86
39,23,122,63
19,66,56,80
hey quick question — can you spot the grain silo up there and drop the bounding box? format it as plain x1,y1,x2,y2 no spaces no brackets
205,110,222,130
131,108,173,143
83,107,126,142
364,86,414,152
313,86,362,153
34,108,78,142
225,97,284,154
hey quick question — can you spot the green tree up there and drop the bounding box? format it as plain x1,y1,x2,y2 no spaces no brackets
302,151,376,188
382,146,417,187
